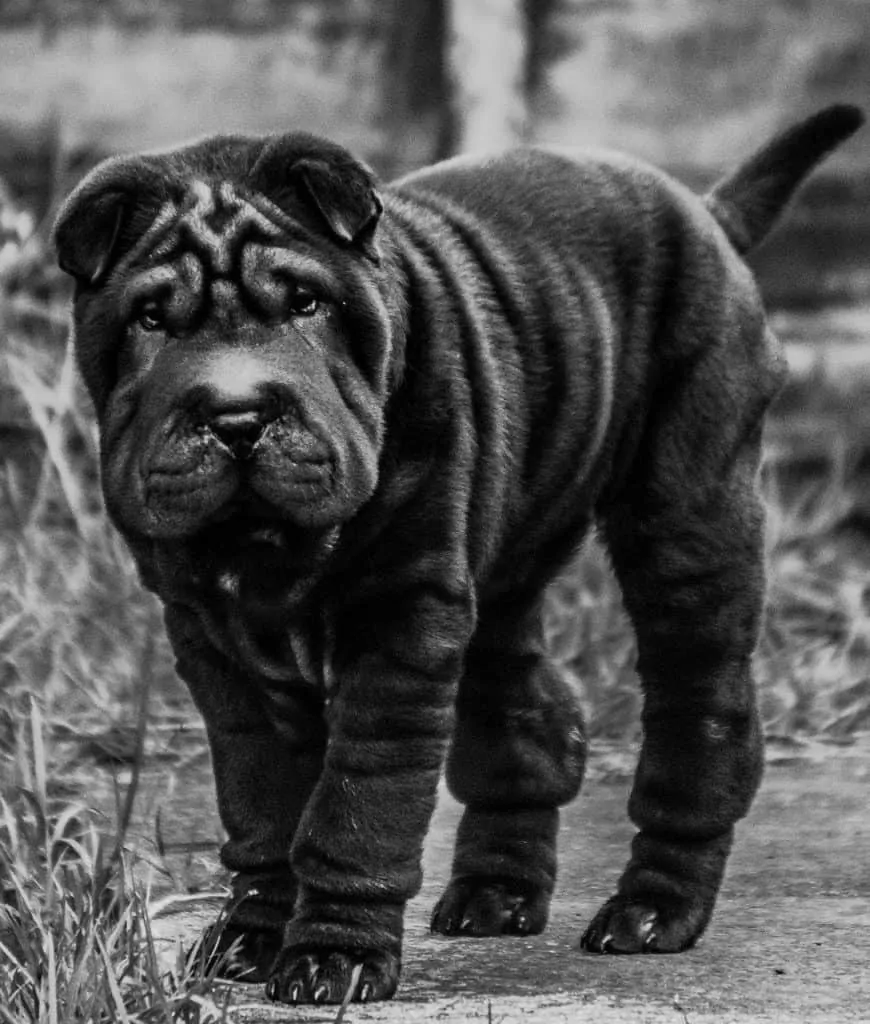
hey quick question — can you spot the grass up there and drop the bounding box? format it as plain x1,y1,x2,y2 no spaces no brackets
0,163,868,1020
0,703,369,1018
0,699,268,1022
759,465,870,738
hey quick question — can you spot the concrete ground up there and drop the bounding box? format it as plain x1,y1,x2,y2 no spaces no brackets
150,736,870,1023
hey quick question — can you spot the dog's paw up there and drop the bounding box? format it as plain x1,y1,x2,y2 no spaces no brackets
189,923,281,983
265,948,400,1004
579,894,709,954
431,878,549,937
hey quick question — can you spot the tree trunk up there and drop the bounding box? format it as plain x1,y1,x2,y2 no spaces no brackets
447,0,529,153
377,0,457,176
375,0,557,174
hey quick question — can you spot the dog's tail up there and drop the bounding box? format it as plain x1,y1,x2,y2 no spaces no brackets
704,104,864,255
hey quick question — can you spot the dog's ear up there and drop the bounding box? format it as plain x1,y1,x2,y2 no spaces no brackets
55,187,127,285
294,156,384,259
249,136,384,261
54,158,169,286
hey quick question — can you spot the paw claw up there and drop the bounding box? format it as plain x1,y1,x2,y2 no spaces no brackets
268,947,399,1004
582,894,710,955
513,912,530,933
432,878,550,937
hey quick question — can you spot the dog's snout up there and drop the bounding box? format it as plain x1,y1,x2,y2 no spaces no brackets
208,408,267,459
192,389,278,459
185,359,286,459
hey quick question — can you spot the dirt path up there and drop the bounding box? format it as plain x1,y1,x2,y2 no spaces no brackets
149,737,870,1023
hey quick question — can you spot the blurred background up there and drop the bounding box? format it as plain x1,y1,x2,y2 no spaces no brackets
0,0,867,306
0,0,869,766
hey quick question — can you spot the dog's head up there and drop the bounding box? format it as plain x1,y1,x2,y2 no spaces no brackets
55,135,404,569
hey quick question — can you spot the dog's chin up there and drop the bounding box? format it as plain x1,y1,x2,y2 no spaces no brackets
197,502,340,568
191,506,341,615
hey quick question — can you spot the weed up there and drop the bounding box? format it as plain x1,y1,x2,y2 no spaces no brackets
0,701,243,1023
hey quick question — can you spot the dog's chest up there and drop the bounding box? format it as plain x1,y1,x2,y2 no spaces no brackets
155,537,335,693
216,568,334,690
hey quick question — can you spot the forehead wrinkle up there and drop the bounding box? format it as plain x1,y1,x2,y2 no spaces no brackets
184,179,286,274
117,182,346,297
177,181,245,275
210,278,243,325
242,188,323,243
113,201,182,277
128,180,283,279
121,264,180,319
112,181,359,332
110,176,332,286
121,248,208,327
240,242,343,296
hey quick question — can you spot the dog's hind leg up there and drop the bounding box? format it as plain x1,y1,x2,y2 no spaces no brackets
431,597,587,936
581,302,783,954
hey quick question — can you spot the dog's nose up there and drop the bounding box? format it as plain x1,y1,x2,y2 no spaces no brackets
208,408,267,460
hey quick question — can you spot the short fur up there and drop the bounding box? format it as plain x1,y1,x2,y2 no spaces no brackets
54,105,862,1004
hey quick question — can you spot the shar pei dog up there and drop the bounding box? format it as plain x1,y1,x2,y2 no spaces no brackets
54,104,862,1004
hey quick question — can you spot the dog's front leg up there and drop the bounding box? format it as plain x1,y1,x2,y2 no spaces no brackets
164,603,328,979
267,582,473,1004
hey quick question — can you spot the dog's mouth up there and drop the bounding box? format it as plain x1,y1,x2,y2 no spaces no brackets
196,496,339,582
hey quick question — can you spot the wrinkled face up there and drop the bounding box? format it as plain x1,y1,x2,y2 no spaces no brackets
98,179,387,542
55,136,402,581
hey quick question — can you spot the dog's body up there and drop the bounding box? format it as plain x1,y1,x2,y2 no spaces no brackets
54,106,862,1003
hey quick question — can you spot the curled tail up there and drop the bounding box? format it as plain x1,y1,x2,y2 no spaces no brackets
704,104,864,255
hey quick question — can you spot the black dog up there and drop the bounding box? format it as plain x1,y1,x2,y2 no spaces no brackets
54,105,862,1004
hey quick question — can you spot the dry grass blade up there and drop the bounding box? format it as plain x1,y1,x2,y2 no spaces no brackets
29,700,47,812
333,961,364,1024
95,931,133,1024
46,932,58,1024
104,624,155,883
5,347,97,540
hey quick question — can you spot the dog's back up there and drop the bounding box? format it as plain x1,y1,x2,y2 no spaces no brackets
378,105,863,592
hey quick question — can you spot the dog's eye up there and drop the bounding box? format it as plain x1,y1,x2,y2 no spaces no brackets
288,290,319,317
136,302,165,332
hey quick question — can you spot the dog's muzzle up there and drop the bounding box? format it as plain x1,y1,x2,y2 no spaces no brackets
187,375,284,460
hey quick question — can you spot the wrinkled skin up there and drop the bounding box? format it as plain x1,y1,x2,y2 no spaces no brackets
53,106,863,1003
